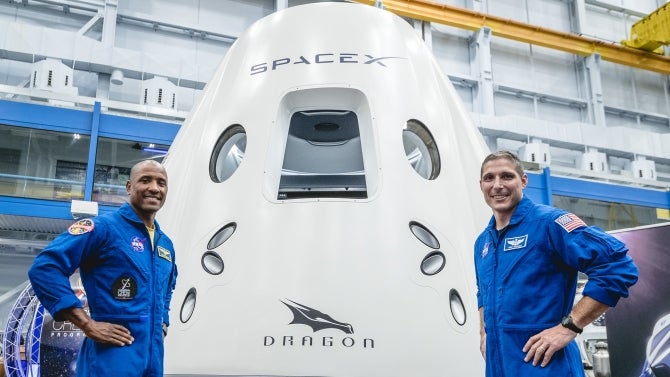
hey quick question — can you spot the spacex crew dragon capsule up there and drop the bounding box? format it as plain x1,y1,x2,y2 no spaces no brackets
159,2,491,376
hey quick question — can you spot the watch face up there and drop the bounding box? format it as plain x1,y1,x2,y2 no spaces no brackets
562,316,582,333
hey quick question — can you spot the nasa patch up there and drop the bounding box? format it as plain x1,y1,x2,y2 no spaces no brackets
131,236,145,252
504,235,528,251
157,246,172,262
68,219,95,235
481,242,490,258
112,276,137,300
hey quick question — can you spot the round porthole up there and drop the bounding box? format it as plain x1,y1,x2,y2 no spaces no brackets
210,125,247,182
207,222,237,250
402,119,440,180
449,289,466,326
201,251,224,275
420,251,445,276
180,288,197,323
409,221,440,249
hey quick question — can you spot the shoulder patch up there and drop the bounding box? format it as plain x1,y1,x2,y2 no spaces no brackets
554,213,586,233
158,246,172,262
68,219,95,235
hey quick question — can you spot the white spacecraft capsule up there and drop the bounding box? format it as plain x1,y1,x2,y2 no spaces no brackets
159,2,491,376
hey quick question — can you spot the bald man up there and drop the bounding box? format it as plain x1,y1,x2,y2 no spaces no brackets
29,160,178,377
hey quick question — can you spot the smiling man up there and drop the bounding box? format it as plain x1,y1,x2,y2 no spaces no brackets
29,159,178,377
473,150,638,377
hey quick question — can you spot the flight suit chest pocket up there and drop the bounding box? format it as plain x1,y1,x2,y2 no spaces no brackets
121,236,152,276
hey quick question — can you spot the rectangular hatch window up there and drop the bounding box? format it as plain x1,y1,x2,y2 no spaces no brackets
278,110,367,200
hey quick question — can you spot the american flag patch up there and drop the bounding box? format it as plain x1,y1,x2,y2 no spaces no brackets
555,213,586,232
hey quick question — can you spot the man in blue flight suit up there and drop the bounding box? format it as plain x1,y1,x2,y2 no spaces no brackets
474,150,638,377
29,159,177,377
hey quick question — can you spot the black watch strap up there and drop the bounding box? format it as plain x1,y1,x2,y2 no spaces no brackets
561,316,583,334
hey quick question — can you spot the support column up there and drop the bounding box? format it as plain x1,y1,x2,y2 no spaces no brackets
102,0,118,47
465,0,484,13
97,0,118,100
276,0,288,11
422,21,432,50
471,27,495,115
569,0,587,35
84,102,102,201
584,54,606,127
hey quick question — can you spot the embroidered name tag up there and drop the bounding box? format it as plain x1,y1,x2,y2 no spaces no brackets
158,246,172,262
504,235,528,251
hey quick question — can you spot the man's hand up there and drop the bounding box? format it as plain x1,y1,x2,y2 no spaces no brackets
79,319,134,346
522,324,577,367
62,307,134,346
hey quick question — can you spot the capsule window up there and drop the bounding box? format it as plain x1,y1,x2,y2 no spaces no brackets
207,222,237,250
210,125,247,183
409,221,440,249
403,119,440,180
449,289,466,326
180,288,197,323
420,251,445,276
202,251,224,275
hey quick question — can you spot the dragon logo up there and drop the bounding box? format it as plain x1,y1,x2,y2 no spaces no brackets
281,299,354,334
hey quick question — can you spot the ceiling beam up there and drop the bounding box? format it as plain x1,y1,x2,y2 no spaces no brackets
351,0,670,75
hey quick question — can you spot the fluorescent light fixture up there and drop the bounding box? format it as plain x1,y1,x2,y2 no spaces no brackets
142,147,168,154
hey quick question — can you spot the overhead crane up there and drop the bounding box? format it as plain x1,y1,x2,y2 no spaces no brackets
621,2,670,54
351,0,670,76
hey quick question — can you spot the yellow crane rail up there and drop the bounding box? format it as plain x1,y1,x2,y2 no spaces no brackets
351,0,670,75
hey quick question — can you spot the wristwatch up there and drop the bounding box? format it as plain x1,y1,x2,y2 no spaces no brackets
561,315,583,334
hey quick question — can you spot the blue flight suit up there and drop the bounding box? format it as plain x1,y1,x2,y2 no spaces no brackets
474,196,638,377
28,203,178,377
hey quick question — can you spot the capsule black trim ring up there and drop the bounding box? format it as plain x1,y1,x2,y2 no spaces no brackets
207,222,237,250
201,251,224,275
420,250,445,275
180,287,197,323
409,221,440,249
449,289,466,326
